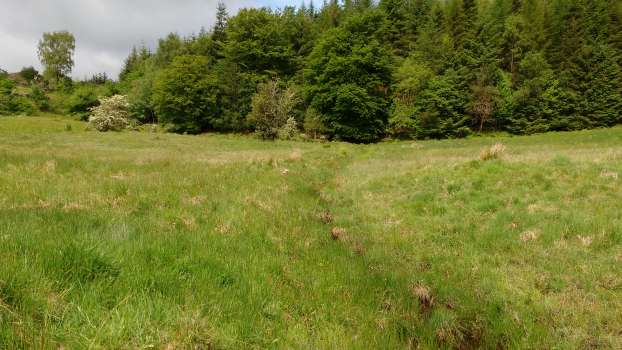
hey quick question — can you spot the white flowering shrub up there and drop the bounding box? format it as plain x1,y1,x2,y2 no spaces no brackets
88,95,131,132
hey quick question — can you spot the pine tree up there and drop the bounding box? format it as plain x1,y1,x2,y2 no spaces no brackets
414,4,448,71
463,0,477,21
119,46,139,82
446,0,468,50
308,1,316,16
500,15,524,84
549,0,588,128
510,51,568,133
213,2,228,43
380,0,419,56
608,0,622,64
520,0,548,50
153,33,186,67
582,44,622,127
584,0,609,43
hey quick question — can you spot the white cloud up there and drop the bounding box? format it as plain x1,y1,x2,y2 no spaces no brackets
0,0,262,78
0,30,41,72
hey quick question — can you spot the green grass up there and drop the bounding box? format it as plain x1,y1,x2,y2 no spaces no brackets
1,116,621,349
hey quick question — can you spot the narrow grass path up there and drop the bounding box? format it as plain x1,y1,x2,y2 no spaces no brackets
318,133,622,349
0,118,410,348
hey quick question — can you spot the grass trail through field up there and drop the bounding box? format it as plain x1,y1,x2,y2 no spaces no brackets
1,116,621,349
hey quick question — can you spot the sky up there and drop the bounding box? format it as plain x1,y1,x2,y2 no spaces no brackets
0,0,298,79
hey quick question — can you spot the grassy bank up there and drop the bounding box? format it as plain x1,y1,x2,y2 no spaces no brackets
1,116,621,349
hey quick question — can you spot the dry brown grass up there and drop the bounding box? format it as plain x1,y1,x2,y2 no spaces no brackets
331,227,346,240
184,196,206,206
411,284,434,311
317,211,334,224
480,142,506,161
577,235,593,246
600,170,619,180
520,229,541,242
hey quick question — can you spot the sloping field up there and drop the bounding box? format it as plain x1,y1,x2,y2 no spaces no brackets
1,116,621,349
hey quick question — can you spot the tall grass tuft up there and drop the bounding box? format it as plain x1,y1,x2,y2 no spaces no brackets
480,142,506,161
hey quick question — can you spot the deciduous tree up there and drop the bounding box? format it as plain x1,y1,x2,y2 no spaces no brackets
37,31,75,86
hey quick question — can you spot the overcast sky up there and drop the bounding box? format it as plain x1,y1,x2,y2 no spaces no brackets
0,0,297,79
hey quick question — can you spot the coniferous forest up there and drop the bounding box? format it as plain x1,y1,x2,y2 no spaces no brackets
2,1,622,348
116,0,622,142
3,0,622,142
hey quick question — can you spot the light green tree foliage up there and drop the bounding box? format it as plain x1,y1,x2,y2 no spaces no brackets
0,75,15,114
224,8,296,78
119,46,151,82
389,58,435,136
152,55,220,134
0,74,37,115
247,79,300,140
37,31,75,86
28,86,50,111
213,1,229,46
118,46,157,123
509,51,568,134
124,59,157,124
67,85,100,118
390,57,470,139
303,107,328,139
153,33,186,68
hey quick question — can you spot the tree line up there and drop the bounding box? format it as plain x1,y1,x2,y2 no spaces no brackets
3,0,622,142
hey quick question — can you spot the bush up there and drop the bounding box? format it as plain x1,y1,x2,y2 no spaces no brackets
19,66,40,82
247,79,300,140
278,117,298,140
303,108,327,139
10,96,37,115
127,71,156,123
0,77,37,115
88,95,131,131
0,76,14,95
67,85,100,119
0,77,14,114
480,143,506,161
28,86,50,111
0,96,36,115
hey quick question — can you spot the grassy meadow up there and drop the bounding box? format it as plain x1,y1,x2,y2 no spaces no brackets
1,116,621,349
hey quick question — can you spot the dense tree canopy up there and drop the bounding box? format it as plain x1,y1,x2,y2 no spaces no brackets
305,11,392,142
152,55,220,133
110,0,622,141
7,0,620,141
